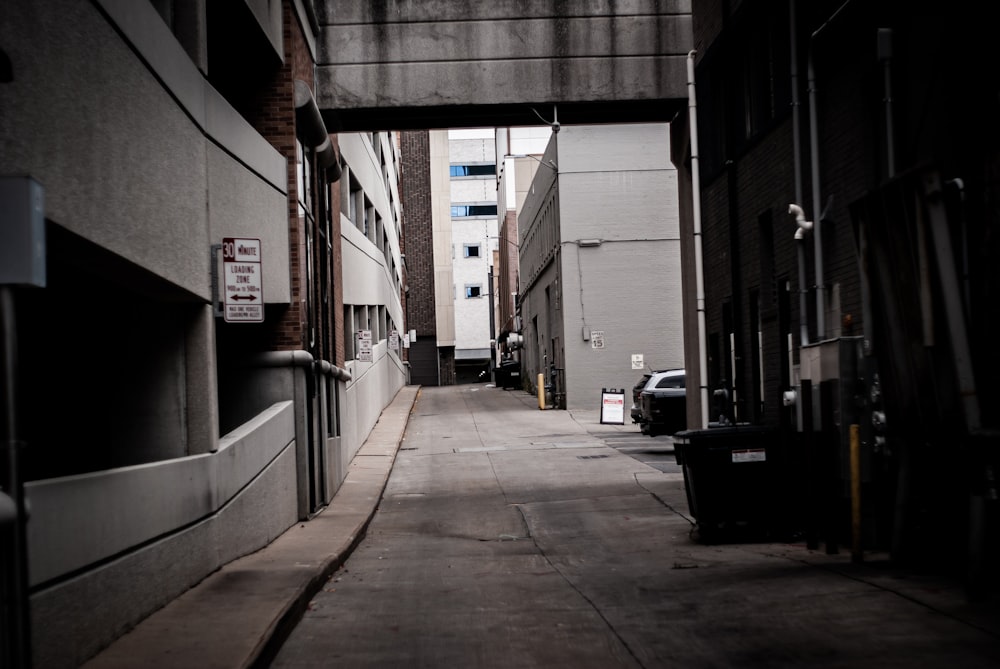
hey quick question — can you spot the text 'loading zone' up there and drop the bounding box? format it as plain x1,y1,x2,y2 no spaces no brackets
223,237,263,323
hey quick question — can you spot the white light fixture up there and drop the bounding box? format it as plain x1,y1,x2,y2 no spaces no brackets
578,239,602,248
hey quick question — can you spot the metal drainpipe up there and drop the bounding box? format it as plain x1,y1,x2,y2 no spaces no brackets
807,0,855,341
687,50,710,429
879,28,896,180
806,43,825,341
1,286,31,668
790,205,813,350
789,0,810,348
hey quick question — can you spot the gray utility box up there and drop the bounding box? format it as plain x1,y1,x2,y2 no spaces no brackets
0,176,45,287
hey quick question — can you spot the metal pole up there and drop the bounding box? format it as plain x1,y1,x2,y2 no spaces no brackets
850,423,862,563
1,285,32,668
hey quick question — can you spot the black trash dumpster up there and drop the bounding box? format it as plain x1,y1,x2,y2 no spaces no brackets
673,425,783,542
494,359,521,389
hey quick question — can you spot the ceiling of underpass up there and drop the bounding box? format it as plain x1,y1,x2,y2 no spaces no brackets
310,0,693,132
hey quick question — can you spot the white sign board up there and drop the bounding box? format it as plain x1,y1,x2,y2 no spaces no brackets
631,354,644,370
222,237,263,323
389,329,399,352
600,388,626,425
356,329,373,362
591,330,606,349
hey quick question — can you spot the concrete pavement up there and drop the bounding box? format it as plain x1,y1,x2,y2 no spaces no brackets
83,383,1000,668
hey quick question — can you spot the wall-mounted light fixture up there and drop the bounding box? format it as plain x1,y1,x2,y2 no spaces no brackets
577,239,602,248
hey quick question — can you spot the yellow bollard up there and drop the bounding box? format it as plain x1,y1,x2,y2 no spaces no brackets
537,373,546,410
850,423,862,563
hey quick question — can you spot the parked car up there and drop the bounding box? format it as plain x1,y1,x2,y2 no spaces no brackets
630,371,659,424
631,369,683,432
638,369,686,436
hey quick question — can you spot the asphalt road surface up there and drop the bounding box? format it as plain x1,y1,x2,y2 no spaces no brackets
270,384,1000,668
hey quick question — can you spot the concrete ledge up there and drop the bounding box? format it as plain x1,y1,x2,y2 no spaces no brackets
82,386,420,669
27,402,295,586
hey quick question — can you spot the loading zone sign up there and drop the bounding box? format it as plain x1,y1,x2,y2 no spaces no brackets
223,237,263,323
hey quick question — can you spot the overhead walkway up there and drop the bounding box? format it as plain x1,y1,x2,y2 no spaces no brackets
310,0,694,131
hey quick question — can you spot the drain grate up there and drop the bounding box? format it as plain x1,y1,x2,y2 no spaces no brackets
577,454,610,460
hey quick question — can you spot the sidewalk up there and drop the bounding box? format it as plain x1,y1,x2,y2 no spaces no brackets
83,385,420,669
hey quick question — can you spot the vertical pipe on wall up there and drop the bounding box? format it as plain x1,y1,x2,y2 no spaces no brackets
0,286,31,668
807,0,856,343
687,50,710,429
850,423,862,562
806,45,825,341
789,0,811,348
878,29,896,179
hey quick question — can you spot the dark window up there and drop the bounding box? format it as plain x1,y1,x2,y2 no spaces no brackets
465,285,482,298
452,204,498,218
697,5,791,177
655,375,685,389
463,244,481,258
450,164,496,177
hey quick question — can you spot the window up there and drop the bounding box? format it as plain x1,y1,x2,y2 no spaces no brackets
465,284,483,299
450,164,496,178
344,305,355,359
463,244,481,258
451,204,498,218
364,197,374,238
348,176,361,225
655,374,685,389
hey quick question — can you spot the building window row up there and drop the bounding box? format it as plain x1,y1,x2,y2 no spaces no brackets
450,163,496,178
451,204,498,218
342,302,401,360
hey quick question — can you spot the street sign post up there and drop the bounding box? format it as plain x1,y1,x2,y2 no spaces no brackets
222,238,263,323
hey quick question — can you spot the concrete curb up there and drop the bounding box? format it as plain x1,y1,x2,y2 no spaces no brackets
249,384,419,667
84,385,420,669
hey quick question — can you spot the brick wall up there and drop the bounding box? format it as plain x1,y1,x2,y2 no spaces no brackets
692,2,873,424
398,130,437,336
236,0,306,352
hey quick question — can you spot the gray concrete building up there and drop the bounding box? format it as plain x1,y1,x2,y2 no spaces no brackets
1,2,404,665
518,124,684,410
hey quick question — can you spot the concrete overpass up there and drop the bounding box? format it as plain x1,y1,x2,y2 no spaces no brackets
311,0,693,131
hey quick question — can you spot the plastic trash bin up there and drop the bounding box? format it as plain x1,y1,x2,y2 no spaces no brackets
673,425,782,541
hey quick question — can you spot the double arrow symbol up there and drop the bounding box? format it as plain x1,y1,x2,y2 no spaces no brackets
230,294,258,301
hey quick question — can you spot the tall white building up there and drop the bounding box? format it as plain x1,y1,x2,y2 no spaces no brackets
445,129,499,382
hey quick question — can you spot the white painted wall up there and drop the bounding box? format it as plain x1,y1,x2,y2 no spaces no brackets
430,130,456,346
449,129,497,356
